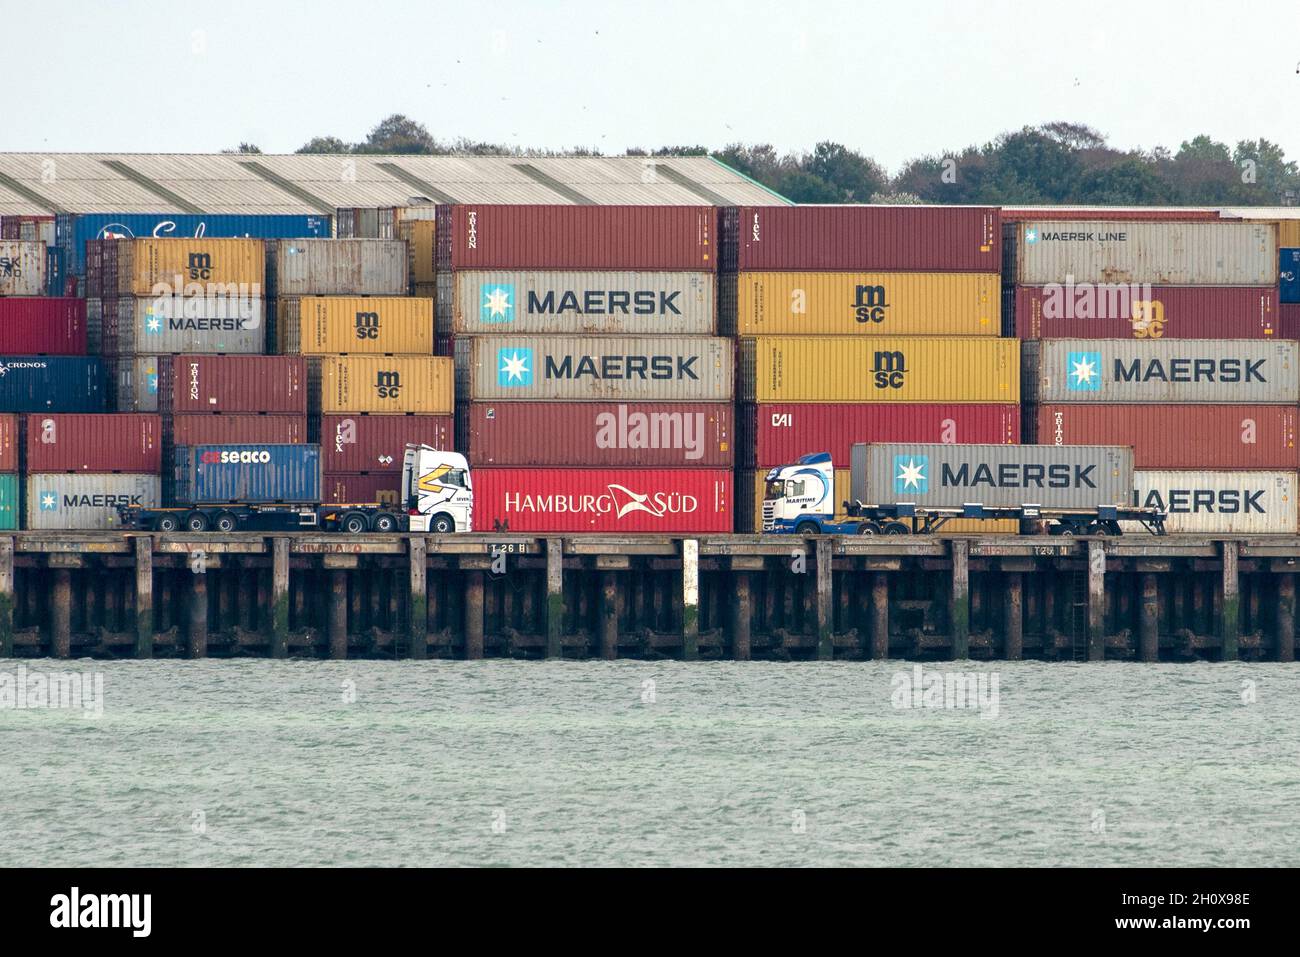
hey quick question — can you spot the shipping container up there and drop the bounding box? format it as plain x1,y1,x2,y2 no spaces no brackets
111,296,265,355
322,472,403,506
267,239,407,296
117,238,265,296
457,335,733,402
112,356,162,412
0,357,105,412
1031,339,1298,404
0,298,86,354
0,214,56,245
318,356,454,414
1008,221,1277,285
172,444,321,505
1035,403,1297,469
0,473,17,530
85,298,103,353
168,414,308,448
1234,217,1300,248
465,401,733,467
1000,207,1223,222
1281,249,1299,303
279,296,434,354
25,473,160,530
85,241,104,296
0,240,47,296
334,207,398,239
738,337,1018,403
24,413,161,472
399,219,436,285
1128,470,1297,535
0,414,17,472
159,355,306,415
320,414,453,472
726,271,999,336
473,467,731,533
722,205,1000,272
1013,284,1278,339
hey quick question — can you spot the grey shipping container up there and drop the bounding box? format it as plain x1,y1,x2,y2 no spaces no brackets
113,356,163,412
1128,470,1298,535
1032,339,1298,404
0,240,47,296
114,296,265,355
267,239,407,296
850,442,1135,509
455,335,734,402
86,298,103,354
26,473,161,529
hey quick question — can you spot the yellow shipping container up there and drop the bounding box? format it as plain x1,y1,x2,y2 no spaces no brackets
119,238,265,296
731,272,999,336
280,296,434,354
319,356,454,414
738,336,1019,403
1241,219,1300,248
399,219,437,284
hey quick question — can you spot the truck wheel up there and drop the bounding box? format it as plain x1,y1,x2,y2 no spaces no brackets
213,512,238,533
795,521,820,536
185,512,209,533
341,513,369,534
373,513,399,533
155,514,180,532
883,521,910,535
856,521,882,535
431,513,455,534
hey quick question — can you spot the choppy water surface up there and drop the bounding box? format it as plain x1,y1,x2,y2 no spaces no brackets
1,659,1297,866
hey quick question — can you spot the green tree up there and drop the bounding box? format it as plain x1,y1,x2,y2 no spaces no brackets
803,142,888,201
296,136,352,154
357,114,439,154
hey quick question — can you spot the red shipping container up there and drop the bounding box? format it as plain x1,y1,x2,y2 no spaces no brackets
169,414,308,447
0,298,87,354
1015,285,1278,339
320,414,453,472
724,206,1000,272
0,413,17,472
24,413,161,472
466,402,733,468
739,403,1020,469
1281,304,1300,339
473,468,732,533
160,356,307,413
1001,208,1225,223
436,205,719,271
322,472,404,506
1035,404,1297,469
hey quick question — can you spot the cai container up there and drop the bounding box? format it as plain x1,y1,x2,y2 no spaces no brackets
160,355,307,414
117,238,266,296
0,298,87,354
1128,470,1298,535
267,239,408,296
168,414,308,448
278,295,434,354
0,240,48,296
112,296,265,355
25,473,161,530
322,472,404,506
24,413,161,472
319,414,454,472
1013,285,1278,339
0,357,105,412
317,356,454,414
171,444,321,505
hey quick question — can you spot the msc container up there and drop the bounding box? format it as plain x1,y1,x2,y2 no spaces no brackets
267,239,408,296
25,473,161,530
722,206,1000,272
320,414,454,472
112,356,162,412
1281,249,1299,303
113,296,265,355
318,356,454,414
160,355,307,414
1036,404,1297,469
1014,284,1279,339
0,298,87,354
399,219,436,285
0,414,17,472
0,357,105,412
278,296,434,354
473,468,732,533
436,205,719,271
726,271,999,336
738,337,1018,403
739,402,1020,469
24,413,161,472
457,335,733,402
465,401,733,467
172,444,321,505
0,473,17,529
322,472,403,506
0,240,47,296
1009,221,1277,285
1129,470,1298,535
169,414,308,448
1032,339,1298,404
850,442,1134,509
117,238,266,296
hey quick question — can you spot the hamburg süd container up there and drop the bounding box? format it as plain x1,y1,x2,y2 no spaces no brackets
0,357,105,412
25,473,161,529
1128,470,1297,534
168,414,308,448
318,356,454,414
322,472,404,507
160,355,307,414
117,238,266,296
24,413,161,472
320,414,454,472
0,414,17,472
267,239,408,296
278,296,434,354
0,240,48,296
112,296,265,355
0,473,16,530
0,298,87,354
1013,284,1279,339
171,444,322,505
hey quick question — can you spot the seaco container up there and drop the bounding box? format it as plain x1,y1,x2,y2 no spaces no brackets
1282,249,1300,303
172,444,321,505
0,240,47,296
739,403,1020,468
113,296,265,355
24,413,161,472
0,357,105,412
318,356,454,414
117,238,266,296
473,467,732,534
722,206,1000,272
465,401,733,468
738,337,1018,403
278,295,434,354
1013,284,1278,339
322,472,404,507
160,355,306,414
320,414,453,472
25,473,161,530
1031,339,1298,404
267,240,408,296
850,442,1134,509
1009,221,1277,285
727,271,999,336
0,413,17,471
0,298,87,354
169,414,308,448
457,335,733,402
436,205,719,271
1129,470,1298,535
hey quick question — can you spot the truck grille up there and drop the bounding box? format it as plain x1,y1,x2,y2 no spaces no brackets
761,501,775,532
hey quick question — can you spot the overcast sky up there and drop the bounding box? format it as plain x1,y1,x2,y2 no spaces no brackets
4,0,1297,171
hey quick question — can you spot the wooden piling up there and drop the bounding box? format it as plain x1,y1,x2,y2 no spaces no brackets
1004,573,1023,661
1140,572,1159,662
329,569,348,660
815,538,833,661
1087,540,1105,662
270,537,289,659
600,571,618,660
681,539,699,661
409,537,427,660
51,568,72,659
0,537,13,658
1221,541,1239,662
871,571,889,659
464,569,485,660
1276,572,1296,663
134,537,153,659
187,562,207,659
731,569,752,661
950,540,969,660
545,538,563,659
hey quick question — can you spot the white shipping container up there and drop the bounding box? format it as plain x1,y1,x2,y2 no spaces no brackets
268,239,408,296
116,297,265,355
0,240,47,296
1128,470,1298,535
25,473,161,530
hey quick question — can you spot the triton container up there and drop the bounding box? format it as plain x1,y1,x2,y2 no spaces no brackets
1129,470,1298,535
278,296,434,354
266,240,408,297
25,473,161,529
160,355,307,414
0,298,87,354
0,357,105,413
319,414,454,472
1013,284,1278,339
317,356,454,414
24,413,161,473
171,444,322,505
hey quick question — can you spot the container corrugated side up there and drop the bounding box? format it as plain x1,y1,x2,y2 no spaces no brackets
0,414,17,472
279,296,433,354
0,473,17,529
118,238,265,296
1281,249,1299,304
1128,470,1298,534
322,472,404,506
268,240,408,296
1238,218,1300,248
24,413,161,472
320,414,453,472
112,356,162,412
399,219,436,285
0,240,47,296
160,355,305,414
318,356,454,414
0,298,86,354
0,357,105,413
113,296,265,355
25,473,161,529
1014,284,1279,338
168,414,308,448
172,444,321,505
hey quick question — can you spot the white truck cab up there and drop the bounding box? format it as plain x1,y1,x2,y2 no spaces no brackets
762,452,838,533
403,446,474,533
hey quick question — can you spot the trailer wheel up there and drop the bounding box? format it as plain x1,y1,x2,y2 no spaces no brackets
373,513,399,533
882,521,910,535
155,514,181,532
430,513,455,534
185,512,209,533
213,512,238,533
856,521,882,535
341,513,369,534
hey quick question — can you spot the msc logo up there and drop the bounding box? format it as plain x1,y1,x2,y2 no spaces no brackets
853,284,890,324
355,311,380,340
187,252,213,281
1024,228,1038,244
893,455,929,495
1130,300,1164,338
872,351,907,389
1066,351,1102,391
480,284,515,323
374,370,402,399
498,348,533,387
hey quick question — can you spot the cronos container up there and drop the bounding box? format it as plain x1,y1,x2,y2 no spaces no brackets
318,356,454,414
278,296,434,354
472,468,732,533
738,337,1018,403
436,205,718,271
465,401,733,467
0,414,18,472
117,238,266,295
169,414,308,448
457,335,733,402
320,414,453,472
322,472,403,506
25,473,161,530
160,355,306,414
1033,339,1298,404
0,298,87,354
0,357,105,412
113,296,265,355
722,206,1000,272
1013,284,1279,339
172,444,321,505
0,240,47,296
1128,470,1298,535
24,413,161,472
1009,221,1277,285
267,240,407,296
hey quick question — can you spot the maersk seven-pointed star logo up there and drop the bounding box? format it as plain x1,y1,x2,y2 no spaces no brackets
40,492,58,511
144,312,163,334
1024,227,1038,243
497,347,533,387
1066,350,1102,391
480,284,515,323
893,455,928,495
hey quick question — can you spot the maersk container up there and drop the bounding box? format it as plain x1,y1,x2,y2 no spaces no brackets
24,413,161,473
168,414,308,449
117,238,266,296
1014,284,1278,339
850,442,1134,509
0,240,47,296
317,356,454,414
112,356,162,412
172,444,321,505
1009,221,1277,285
1281,249,1300,303
267,240,407,297
1128,470,1297,535
322,472,403,506
0,298,86,354
0,473,17,530
457,335,734,402
0,357,105,412
278,295,434,354
112,296,265,355
25,473,161,530
1032,339,1298,404
320,414,453,472
160,355,306,414
0,414,17,472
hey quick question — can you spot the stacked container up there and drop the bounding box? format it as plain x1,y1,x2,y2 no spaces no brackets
0,415,17,529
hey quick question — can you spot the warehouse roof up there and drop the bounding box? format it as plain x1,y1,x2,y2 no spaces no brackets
0,154,791,216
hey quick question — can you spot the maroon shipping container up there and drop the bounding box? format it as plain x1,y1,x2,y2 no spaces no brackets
24,413,161,472
474,468,732,533
85,240,104,297
1015,285,1278,339
466,401,733,468
1281,304,1300,339
1035,404,1297,469
320,414,453,472
724,206,1000,272
322,471,404,506
1001,208,1225,223
0,298,87,354
0,413,17,472
436,205,719,271
739,403,1020,469
168,414,308,447
160,355,307,413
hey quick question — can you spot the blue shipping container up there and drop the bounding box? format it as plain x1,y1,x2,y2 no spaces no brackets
1281,249,1300,304
45,246,65,296
0,357,106,412
173,444,321,505
56,213,333,277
